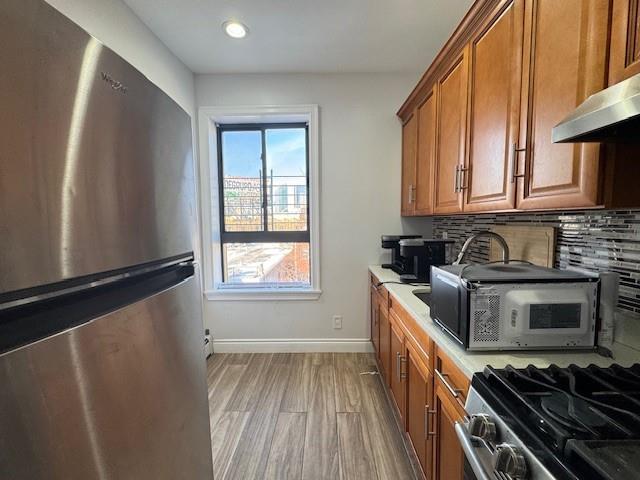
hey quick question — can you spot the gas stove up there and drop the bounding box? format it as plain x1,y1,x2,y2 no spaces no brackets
457,363,640,480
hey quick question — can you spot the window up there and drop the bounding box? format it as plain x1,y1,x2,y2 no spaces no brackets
218,123,310,286
198,105,320,300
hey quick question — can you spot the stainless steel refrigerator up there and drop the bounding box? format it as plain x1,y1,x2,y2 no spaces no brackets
0,0,214,478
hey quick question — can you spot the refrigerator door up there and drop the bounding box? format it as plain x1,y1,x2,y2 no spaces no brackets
0,275,213,479
0,0,196,295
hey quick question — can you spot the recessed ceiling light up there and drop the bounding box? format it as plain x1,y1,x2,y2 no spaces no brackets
223,20,248,39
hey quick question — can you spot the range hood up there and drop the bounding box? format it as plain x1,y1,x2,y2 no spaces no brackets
552,73,640,143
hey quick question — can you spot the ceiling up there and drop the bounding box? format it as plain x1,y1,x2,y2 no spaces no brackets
122,0,474,74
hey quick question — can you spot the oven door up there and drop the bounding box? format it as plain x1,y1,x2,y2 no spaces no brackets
464,458,479,480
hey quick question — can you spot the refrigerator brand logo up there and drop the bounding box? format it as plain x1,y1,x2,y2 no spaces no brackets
100,72,127,94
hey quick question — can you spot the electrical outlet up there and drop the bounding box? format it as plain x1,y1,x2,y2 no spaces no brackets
333,315,343,329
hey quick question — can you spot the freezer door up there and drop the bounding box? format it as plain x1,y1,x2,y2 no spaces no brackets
0,0,196,294
0,275,213,480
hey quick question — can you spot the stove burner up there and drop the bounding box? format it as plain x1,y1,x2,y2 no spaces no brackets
475,363,640,480
540,392,607,433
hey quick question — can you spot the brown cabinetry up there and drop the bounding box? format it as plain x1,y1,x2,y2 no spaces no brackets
414,90,437,215
434,48,469,214
610,0,640,85
370,273,468,480
379,293,391,386
401,113,418,215
516,0,609,210
401,90,437,216
370,282,380,358
464,0,523,212
389,315,406,420
406,341,434,479
399,0,639,216
433,378,465,480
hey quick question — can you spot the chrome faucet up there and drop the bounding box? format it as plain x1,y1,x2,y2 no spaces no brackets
453,231,510,265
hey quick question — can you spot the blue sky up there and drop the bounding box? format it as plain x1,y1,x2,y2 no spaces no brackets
222,128,306,178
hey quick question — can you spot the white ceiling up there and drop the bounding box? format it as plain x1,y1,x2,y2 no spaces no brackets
122,0,474,74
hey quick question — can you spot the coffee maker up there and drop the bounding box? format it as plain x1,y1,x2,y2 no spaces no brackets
381,235,422,275
399,238,455,283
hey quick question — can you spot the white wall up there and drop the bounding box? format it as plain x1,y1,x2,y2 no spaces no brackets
196,73,432,351
45,0,195,115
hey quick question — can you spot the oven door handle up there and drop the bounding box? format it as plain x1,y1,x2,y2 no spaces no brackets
455,422,493,480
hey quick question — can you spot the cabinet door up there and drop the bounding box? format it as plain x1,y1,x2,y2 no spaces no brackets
464,0,524,212
434,48,469,214
517,0,609,210
401,113,418,216
610,0,640,85
433,381,464,480
414,89,436,215
389,319,406,420
379,301,391,386
406,344,434,479
370,286,380,357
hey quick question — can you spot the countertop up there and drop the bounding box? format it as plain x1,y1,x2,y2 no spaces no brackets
369,265,640,379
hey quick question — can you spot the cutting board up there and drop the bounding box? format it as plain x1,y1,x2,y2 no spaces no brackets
489,225,556,267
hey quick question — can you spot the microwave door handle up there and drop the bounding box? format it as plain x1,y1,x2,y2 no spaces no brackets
455,422,493,480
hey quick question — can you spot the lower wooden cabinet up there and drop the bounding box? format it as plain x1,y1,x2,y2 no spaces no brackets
379,298,391,387
389,314,407,420
433,378,465,480
406,341,434,479
369,277,468,480
370,284,380,358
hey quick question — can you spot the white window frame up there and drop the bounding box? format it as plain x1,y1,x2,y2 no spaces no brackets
198,105,321,301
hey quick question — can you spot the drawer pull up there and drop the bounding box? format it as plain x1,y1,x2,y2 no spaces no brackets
436,369,463,399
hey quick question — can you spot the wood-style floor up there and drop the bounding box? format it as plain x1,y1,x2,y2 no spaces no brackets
207,352,417,480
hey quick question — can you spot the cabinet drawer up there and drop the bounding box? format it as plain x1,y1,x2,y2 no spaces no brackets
370,273,389,306
389,294,434,372
434,347,469,413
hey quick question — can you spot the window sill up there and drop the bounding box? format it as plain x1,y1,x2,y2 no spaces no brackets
204,288,322,301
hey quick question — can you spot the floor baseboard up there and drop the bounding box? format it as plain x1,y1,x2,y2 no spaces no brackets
212,338,374,353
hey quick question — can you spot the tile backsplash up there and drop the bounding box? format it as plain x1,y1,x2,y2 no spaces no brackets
433,209,640,317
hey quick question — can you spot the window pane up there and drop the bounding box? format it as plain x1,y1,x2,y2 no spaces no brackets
265,128,308,232
223,242,310,284
221,130,263,232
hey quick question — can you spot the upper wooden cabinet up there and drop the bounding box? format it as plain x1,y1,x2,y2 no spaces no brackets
398,0,640,215
414,89,437,215
401,113,418,215
516,0,609,210
434,48,469,214
401,90,436,216
610,0,640,85
464,0,524,212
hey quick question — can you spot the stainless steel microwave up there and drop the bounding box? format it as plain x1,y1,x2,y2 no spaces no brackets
430,264,599,351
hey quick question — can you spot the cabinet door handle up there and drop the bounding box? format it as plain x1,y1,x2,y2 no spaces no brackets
396,352,407,381
425,405,437,438
400,356,407,380
453,165,460,192
459,166,468,191
435,369,463,398
407,184,416,204
510,143,527,183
